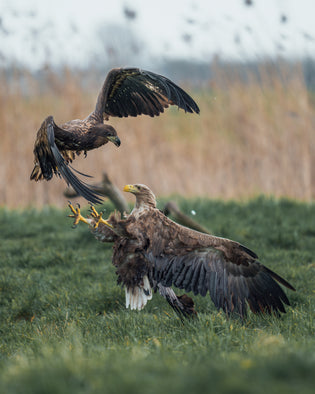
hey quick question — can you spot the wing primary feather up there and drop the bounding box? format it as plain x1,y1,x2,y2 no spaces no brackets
198,264,208,296
208,271,218,305
263,266,296,291
163,258,177,286
258,272,291,307
155,258,169,283
190,260,202,295
100,67,200,118
174,261,190,288
136,89,162,116
182,265,195,292
142,70,193,113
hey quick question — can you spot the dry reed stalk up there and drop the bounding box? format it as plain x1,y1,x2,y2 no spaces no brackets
0,64,313,208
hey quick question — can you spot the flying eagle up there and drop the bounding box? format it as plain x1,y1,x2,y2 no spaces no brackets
68,203,197,318
30,68,200,204
68,184,295,319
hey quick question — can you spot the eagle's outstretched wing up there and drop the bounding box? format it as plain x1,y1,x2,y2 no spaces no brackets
148,247,295,318
94,67,200,119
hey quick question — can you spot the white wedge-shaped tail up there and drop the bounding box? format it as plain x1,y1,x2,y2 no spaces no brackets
125,275,152,310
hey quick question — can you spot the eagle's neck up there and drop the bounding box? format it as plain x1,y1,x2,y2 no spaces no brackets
132,196,156,219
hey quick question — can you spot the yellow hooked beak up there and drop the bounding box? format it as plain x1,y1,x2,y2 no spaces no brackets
123,184,137,193
108,135,121,147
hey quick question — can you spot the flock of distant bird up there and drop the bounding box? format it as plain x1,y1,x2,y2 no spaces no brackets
31,67,295,320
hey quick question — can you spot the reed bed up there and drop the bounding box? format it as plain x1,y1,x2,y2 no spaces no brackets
0,64,314,208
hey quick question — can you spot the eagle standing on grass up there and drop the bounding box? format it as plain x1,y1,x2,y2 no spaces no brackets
68,203,197,318
68,184,295,319
30,68,200,204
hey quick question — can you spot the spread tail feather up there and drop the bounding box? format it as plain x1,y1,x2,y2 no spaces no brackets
125,275,152,310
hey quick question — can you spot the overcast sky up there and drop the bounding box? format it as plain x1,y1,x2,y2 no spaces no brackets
1,0,315,69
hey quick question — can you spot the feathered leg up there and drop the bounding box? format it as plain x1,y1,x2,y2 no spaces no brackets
157,284,197,319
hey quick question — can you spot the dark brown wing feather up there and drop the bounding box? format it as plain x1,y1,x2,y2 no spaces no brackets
94,67,200,119
147,247,295,318
30,116,80,181
30,116,103,204
30,116,59,181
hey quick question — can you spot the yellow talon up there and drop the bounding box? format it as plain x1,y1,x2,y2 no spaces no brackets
89,205,100,219
88,204,113,229
94,211,113,229
68,202,89,227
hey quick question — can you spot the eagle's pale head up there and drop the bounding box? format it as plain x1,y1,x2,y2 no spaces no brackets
123,184,156,209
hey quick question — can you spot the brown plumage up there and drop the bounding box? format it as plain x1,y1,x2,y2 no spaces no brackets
31,67,200,204
68,203,197,318
97,184,295,319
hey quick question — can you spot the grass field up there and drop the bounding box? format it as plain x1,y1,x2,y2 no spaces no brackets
0,197,314,394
